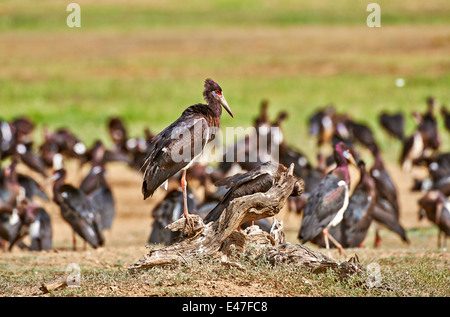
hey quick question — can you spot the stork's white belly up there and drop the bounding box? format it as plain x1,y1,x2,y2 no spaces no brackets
328,180,349,227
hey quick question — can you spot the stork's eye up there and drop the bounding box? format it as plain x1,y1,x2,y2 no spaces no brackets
215,89,222,96
343,149,351,159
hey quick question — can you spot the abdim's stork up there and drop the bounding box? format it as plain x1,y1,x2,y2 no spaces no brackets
142,79,233,228
203,161,304,225
298,141,357,256
418,190,450,249
50,155,104,250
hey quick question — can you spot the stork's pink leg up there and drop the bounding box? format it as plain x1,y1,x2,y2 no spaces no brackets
72,231,77,251
322,228,329,246
323,227,347,258
181,169,193,229
374,229,381,248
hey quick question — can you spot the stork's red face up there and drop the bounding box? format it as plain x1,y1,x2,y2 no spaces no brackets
342,148,357,166
335,142,357,166
212,89,234,118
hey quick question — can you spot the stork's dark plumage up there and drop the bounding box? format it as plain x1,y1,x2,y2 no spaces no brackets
0,195,40,251
401,98,441,171
3,158,49,202
420,96,440,151
39,127,87,167
298,141,357,255
204,161,303,225
215,101,279,178
343,118,377,150
148,189,197,245
29,207,52,251
411,152,450,196
370,145,408,246
441,106,450,133
108,116,128,154
80,142,116,230
379,112,405,141
325,160,376,248
418,190,450,249
308,105,337,147
52,168,104,250
253,99,270,129
142,79,233,227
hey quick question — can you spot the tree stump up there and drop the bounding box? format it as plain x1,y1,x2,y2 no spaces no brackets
128,163,362,275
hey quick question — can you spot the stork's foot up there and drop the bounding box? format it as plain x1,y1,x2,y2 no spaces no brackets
184,213,195,233
166,214,204,237
323,227,347,259
336,245,348,258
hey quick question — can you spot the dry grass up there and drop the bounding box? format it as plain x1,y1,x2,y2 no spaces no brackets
0,162,449,299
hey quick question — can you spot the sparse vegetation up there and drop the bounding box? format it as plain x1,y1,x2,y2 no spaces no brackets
1,249,449,297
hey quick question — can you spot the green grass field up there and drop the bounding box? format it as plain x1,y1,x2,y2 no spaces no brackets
1,0,449,163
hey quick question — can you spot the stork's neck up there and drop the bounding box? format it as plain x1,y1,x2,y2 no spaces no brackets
372,151,384,171
205,94,222,118
333,165,351,186
52,172,66,195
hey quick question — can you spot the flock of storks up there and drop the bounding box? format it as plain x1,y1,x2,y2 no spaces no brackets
1,78,449,255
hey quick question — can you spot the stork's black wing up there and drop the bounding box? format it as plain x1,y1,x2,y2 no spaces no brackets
204,162,283,224
29,207,52,251
341,187,374,247
18,174,49,201
57,185,104,248
89,185,115,230
373,198,408,243
379,112,405,140
371,167,399,217
142,109,211,199
214,161,281,189
204,173,275,224
298,173,348,243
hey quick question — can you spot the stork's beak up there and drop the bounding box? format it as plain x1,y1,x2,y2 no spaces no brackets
343,149,357,166
39,172,60,190
214,91,234,118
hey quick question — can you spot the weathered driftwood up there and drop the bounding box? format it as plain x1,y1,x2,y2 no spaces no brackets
128,163,361,275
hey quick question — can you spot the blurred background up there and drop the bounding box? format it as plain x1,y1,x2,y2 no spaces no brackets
1,0,449,163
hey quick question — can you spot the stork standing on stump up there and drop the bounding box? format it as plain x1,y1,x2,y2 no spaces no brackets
142,79,233,229
298,141,357,257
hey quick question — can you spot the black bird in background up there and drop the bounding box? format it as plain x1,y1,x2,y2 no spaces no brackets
322,160,376,249
400,97,441,171
418,190,450,249
379,112,405,141
369,145,409,247
298,142,357,256
441,105,450,133
80,141,116,230
28,207,52,251
51,155,104,250
148,189,197,245
142,79,233,228
204,161,304,225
